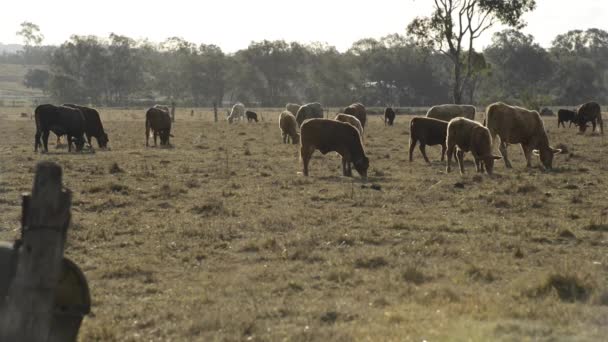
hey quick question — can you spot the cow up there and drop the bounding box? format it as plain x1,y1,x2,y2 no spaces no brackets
63,104,109,148
295,102,323,127
34,104,86,153
485,102,561,169
227,103,245,123
343,103,367,128
446,117,501,175
286,103,301,116
557,109,577,128
279,111,299,144
576,102,604,134
409,117,452,163
334,113,364,142
300,119,369,178
427,104,476,121
146,106,172,147
246,110,258,123
384,107,396,126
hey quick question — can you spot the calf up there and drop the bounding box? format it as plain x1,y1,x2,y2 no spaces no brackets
34,104,86,153
63,104,109,148
279,111,299,144
384,107,395,126
557,109,577,128
576,102,604,134
409,117,450,163
246,110,258,123
334,113,363,142
446,117,501,175
300,119,369,178
146,106,172,146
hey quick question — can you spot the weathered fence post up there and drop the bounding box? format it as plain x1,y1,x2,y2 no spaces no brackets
171,101,176,122
0,161,71,342
213,101,218,122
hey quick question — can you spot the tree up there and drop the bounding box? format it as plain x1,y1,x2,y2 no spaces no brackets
407,0,536,104
23,69,50,91
16,22,44,46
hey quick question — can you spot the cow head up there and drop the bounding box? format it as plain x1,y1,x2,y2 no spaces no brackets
292,133,300,145
353,156,369,179
159,130,172,146
74,136,86,152
98,132,109,148
480,155,502,175
533,147,561,169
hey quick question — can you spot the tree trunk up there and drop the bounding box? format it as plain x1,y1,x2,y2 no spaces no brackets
453,61,463,104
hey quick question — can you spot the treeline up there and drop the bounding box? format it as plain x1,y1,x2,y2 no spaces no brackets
4,28,608,107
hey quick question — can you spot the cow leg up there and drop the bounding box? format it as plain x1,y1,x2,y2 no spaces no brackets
419,144,431,164
499,142,512,168
154,131,158,146
456,150,465,174
440,144,447,161
55,135,62,149
283,133,288,144
342,158,351,177
446,142,455,173
599,118,604,134
34,130,41,152
67,136,73,152
86,133,93,148
592,120,597,132
408,138,416,162
301,146,314,176
568,121,572,128
520,143,533,168
42,131,50,152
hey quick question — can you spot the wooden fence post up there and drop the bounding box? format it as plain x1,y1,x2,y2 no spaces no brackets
170,101,176,122
0,161,72,342
213,101,218,122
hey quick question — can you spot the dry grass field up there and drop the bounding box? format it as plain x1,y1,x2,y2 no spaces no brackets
1,107,607,341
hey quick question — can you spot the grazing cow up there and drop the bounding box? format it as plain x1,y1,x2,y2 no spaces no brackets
146,106,172,146
427,104,476,121
295,102,323,127
540,107,554,116
446,117,501,175
384,107,396,126
246,110,258,123
343,103,367,128
557,109,577,128
485,102,561,169
227,103,245,123
300,119,369,178
334,113,364,142
34,104,86,153
576,102,604,134
409,117,452,163
286,103,301,116
279,111,299,144
63,104,109,148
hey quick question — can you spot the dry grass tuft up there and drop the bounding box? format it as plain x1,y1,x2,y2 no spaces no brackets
108,162,123,174
525,273,593,303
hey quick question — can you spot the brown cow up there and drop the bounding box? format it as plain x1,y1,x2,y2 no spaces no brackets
343,103,367,128
334,113,363,141
295,102,323,127
485,102,561,169
146,106,172,146
446,117,501,175
300,119,369,178
279,111,299,144
409,117,451,163
576,102,604,134
384,107,396,126
427,104,476,121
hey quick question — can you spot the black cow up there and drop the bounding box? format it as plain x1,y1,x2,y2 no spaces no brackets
146,107,172,146
576,102,604,134
63,104,109,148
557,109,577,128
384,107,396,126
246,110,258,123
34,104,86,152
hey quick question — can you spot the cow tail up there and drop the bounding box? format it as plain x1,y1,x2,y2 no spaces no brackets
145,115,152,138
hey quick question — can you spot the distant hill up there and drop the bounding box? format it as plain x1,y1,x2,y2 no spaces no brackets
0,43,24,54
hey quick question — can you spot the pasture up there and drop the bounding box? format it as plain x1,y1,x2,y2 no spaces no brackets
1,107,607,341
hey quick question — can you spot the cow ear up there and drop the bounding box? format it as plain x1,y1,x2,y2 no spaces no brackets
532,149,540,156
552,148,562,154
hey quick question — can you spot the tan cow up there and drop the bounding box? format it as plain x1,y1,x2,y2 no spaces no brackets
446,117,501,175
485,102,561,169
427,104,476,121
334,113,363,142
286,103,301,116
279,111,299,144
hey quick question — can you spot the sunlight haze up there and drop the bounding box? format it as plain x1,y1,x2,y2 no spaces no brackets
1,0,606,51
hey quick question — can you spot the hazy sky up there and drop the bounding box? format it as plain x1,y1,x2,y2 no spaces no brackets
0,0,606,52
